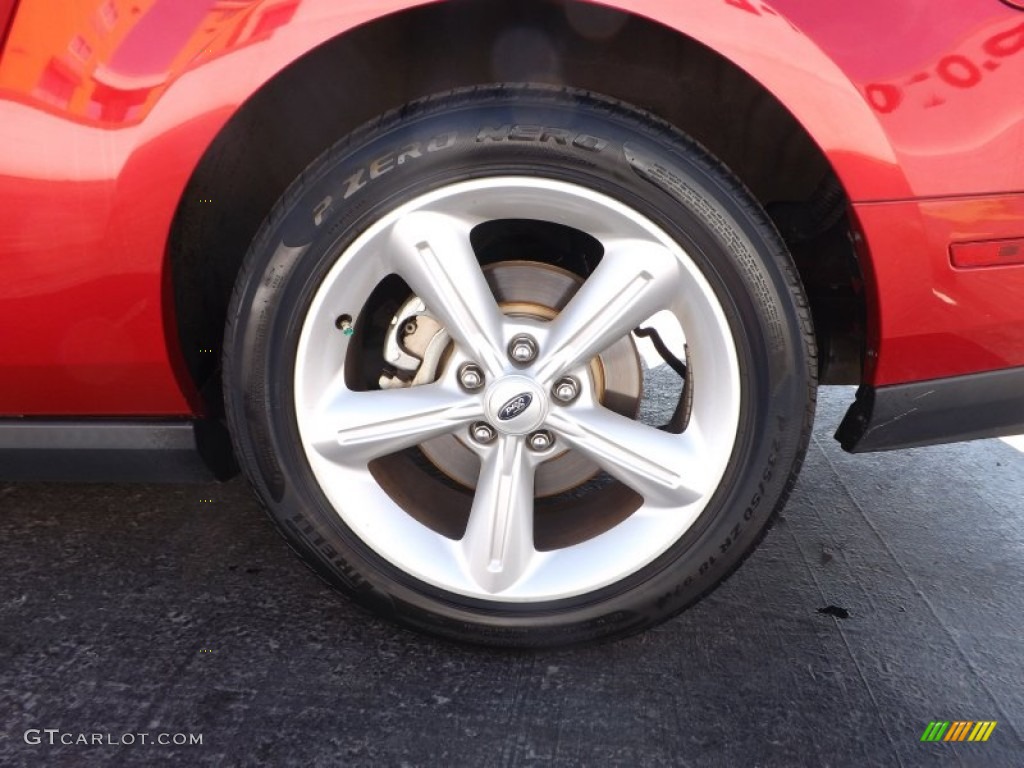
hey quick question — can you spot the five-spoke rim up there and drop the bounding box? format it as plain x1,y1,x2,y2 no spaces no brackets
294,177,741,601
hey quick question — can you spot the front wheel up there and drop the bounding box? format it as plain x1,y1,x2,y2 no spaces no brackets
224,86,816,646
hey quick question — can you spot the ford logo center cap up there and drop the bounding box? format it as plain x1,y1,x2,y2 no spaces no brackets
498,393,533,421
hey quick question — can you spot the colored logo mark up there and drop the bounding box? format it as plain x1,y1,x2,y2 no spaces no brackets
497,393,533,421
920,721,997,742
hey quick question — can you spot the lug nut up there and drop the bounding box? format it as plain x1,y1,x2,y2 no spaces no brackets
470,422,497,444
552,376,580,404
527,430,554,452
508,334,538,364
458,363,485,391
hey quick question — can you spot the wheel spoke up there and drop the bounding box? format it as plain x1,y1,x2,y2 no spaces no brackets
311,383,483,465
294,177,744,602
535,239,680,385
546,405,707,506
389,211,507,377
461,435,537,593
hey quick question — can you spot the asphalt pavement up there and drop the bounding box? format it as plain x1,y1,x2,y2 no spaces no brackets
1,387,1022,767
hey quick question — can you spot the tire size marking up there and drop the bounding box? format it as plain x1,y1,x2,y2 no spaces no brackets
654,430,784,611
710,434,781,559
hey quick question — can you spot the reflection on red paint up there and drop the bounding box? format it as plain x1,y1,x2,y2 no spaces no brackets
0,0,298,126
0,0,300,415
864,21,1024,113
725,0,761,13
723,0,796,30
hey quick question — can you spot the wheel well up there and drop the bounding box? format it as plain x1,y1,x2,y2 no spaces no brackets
169,0,865,416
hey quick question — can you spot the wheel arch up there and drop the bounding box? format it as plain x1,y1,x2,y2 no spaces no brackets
167,0,888,418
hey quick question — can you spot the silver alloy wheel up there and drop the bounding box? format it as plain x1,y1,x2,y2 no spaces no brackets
294,177,741,601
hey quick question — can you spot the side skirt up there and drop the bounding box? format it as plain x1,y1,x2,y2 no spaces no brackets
836,366,1024,453
0,420,237,482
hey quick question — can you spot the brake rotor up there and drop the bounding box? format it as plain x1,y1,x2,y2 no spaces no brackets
415,260,643,497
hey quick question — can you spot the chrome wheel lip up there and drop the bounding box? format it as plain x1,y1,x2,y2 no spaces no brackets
294,177,741,602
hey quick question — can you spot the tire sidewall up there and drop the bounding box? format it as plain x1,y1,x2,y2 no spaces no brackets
225,87,814,645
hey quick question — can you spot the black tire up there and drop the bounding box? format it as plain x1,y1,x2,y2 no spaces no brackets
224,85,816,647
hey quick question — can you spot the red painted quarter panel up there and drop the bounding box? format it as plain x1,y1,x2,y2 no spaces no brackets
0,0,425,415
853,195,1024,384
0,0,1022,414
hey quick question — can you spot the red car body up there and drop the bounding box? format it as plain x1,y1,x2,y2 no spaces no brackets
1,0,1022,475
